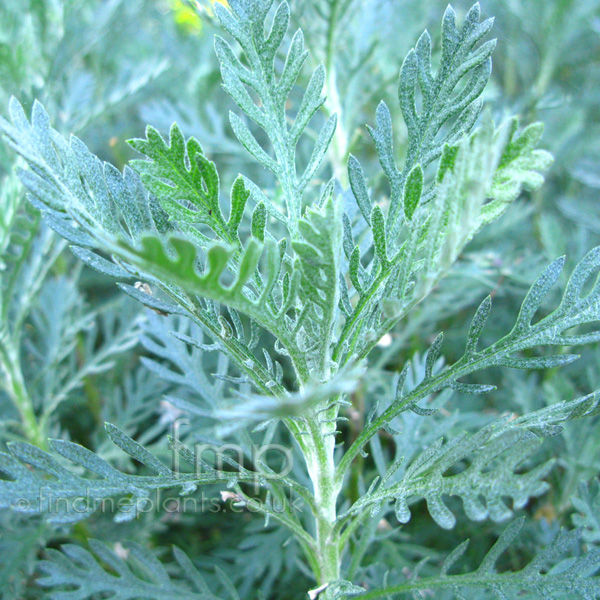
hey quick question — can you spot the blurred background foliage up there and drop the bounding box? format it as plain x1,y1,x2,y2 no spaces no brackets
0,0,598,598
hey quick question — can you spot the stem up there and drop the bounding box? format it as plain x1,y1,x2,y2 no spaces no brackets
235,484,317,550
324,0,349,187
305,413,342,585
0,338,46,448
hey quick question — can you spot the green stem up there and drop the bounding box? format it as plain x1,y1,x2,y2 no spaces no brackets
0,338,45,448
304,412,342,585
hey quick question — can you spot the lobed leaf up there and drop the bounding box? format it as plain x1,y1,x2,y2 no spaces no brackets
38,541,224,600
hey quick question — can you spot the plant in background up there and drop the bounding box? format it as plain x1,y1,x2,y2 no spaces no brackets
0,1,179,596
1,0,600,598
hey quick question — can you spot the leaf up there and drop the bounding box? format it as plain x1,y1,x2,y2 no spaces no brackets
353,519,600,599
505,246,600,350
424,333,443,379
139,311,229,403
513,391,600,437
111,234,297,344
464,295,492,355
229,112,279,174
341,391,600,529
251,202,267,242
370,205,387,264
299,114,337,193
128,123,238,245
0,99,160,247
348,154,372,224
369,3,496,228
373,427,549,529
481,118,554,225
291,194,342,373
0,98,308,404
70,246,133,280
368,101,401,204
337,119,508,365
0,423,267,524
342,245,600,473
38,541,224,600
572,480,600,546
215,0,335,222
117,283,187,316
402,164,423,220
228,175,250,237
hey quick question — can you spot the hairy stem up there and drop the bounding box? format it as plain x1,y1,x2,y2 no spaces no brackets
305,411,342,584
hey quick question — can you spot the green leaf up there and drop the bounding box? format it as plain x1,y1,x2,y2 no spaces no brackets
0,98,305,402
572,480,600,546
292,195,342,374
342,391,600,531
215,0,335,222
228,175,250,236
337,119,508,365
38,541,224,600
229,111,279,174
370,205,387,264
367,3,495,228
128,123,236,244
0,422,279,524
402,164,423,220
111,234,299,345
353,519,600,599
348,154,372,224
251,201,267,242
481,118,554,225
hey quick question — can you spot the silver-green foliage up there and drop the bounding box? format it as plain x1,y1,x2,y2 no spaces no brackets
351,518,600,599
0,1,599,599
38,541,229,600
